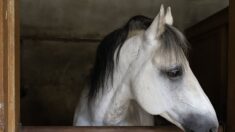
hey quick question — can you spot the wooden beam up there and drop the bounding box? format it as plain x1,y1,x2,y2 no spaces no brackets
0,0,20,131
22,126,182,132
0,0,7,131
21,126,224,132
227,1,235,132
6,0,20,131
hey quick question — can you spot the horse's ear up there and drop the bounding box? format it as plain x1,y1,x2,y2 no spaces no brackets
165,7,173,25
145,4,165,40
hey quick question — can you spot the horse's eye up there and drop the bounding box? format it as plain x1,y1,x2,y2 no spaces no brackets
166,67,182,80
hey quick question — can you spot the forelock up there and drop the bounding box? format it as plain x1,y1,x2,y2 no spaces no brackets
157,24,189,66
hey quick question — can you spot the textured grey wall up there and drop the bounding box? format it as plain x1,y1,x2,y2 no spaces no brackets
20,0,229,125
21,39,99,125
20,0,229,39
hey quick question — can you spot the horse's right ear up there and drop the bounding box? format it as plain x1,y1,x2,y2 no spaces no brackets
145,4,165,40
165,7,173,25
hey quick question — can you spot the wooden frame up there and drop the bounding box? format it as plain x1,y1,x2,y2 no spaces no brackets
227,0,235,131
0,0,20,131
21,126,182,132
0,0,234,131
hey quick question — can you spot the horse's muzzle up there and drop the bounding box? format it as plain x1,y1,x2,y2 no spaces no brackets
182,113,219,132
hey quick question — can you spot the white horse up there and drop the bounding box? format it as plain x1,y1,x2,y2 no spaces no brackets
73,5,219,132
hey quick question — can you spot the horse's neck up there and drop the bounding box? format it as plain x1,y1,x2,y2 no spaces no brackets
90,37,142,125
91,81,153,125
102,83,132,125
90,80,154,126
90,35,154,125
90,68,132,125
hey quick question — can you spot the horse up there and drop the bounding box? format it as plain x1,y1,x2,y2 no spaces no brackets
73,5,219,132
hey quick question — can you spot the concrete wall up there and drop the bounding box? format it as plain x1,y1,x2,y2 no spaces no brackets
20,0,229,39
20,0,229,125
20,40,98,125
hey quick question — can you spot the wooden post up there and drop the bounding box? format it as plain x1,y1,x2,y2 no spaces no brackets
227,1,235,132
0,0,7,131
0,0,20,131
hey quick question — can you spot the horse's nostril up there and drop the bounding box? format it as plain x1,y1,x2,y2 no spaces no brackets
209,127,217,132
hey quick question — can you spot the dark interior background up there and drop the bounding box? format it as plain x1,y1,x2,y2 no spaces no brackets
20,0,229,125
186,8,228,125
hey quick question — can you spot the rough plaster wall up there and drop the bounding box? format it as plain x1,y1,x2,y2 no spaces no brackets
20,0,229,125
21,40,98,125
20,0,229,39
20,0,189,39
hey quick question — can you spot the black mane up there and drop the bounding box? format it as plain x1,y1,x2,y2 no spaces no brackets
88,16,152,101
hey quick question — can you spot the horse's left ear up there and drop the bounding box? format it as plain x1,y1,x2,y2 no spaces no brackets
165,7,173,25
145,4,165,40
145,5,174,41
